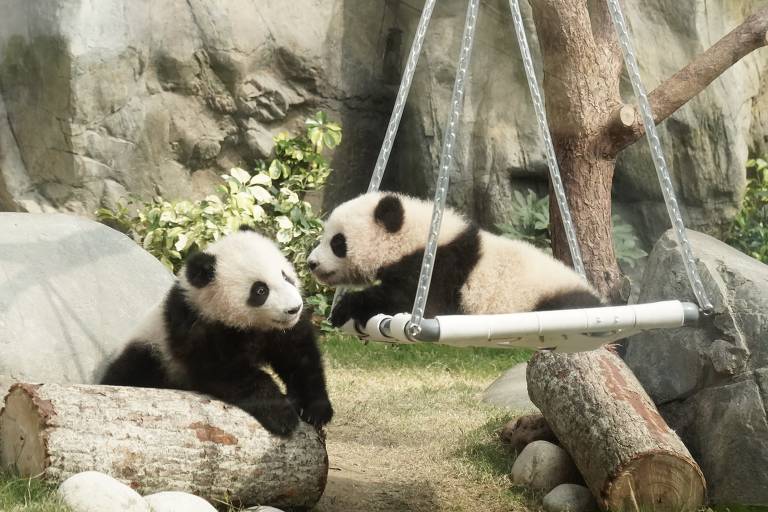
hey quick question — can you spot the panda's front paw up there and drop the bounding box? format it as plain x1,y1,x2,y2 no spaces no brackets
243,400,300,437
299,398,334,429
328,295,354,327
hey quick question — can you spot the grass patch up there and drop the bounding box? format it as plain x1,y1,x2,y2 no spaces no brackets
0,473,68,512
316,334,535,512
321,332,532,378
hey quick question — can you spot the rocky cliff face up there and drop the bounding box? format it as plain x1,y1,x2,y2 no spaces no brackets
0,0,766,244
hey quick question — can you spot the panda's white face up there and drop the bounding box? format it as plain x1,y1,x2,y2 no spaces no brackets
308,193,468,286
180,230,304,331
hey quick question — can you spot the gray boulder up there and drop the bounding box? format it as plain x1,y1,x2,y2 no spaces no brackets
542,484,596,512
511,440,580,492
624,229,768,504
0,213,173,384
481,362,537,412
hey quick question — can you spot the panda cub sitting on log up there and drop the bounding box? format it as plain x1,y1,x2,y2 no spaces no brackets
101,227,333,436
308,192,603,328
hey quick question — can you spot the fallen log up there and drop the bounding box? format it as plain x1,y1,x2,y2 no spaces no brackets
527,348,706,511
0,383,328,509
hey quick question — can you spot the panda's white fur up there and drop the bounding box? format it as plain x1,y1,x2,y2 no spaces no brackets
309,192,601,325
101,229,333,436
178,231,303,331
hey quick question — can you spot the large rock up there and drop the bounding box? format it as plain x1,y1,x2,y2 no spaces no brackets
481,362,537,412
0,0,390,214
1,1,764,246
624,229,768,504
0,212,173,384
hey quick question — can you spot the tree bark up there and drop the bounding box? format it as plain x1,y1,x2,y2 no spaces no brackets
529,1,768,301
606,6,768,154
0,383,328,510
527,349,706,511
530,0,625,302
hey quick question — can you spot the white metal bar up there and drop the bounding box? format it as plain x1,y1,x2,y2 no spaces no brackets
341,301,698,353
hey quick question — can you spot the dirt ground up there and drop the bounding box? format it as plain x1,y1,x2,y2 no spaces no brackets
313,366,535,512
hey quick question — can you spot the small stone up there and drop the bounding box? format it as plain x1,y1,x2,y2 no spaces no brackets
144,491,217,512
542,484,597,512
511,440,580,492
58,471,150,512
499,413,557,453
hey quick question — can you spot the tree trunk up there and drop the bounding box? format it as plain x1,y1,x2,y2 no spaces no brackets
530,2,767,301
530,0,625,302
0,383,328,510
527,349,706,511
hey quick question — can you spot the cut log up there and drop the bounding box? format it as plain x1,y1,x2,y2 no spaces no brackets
527,349,706,511
0,383,328,509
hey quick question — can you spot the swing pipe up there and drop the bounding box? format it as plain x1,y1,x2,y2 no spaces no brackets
341,300,700,353
335,0,712,351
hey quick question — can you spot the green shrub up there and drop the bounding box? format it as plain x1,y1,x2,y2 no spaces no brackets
727,157,768,262
97,111,341,304
495,189,647,268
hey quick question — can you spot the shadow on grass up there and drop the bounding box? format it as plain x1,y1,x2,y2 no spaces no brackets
453,413,543,507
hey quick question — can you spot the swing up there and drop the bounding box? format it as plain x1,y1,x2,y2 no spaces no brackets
335,0,712,353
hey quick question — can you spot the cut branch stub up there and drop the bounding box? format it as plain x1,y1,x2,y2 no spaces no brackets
606,5,768,154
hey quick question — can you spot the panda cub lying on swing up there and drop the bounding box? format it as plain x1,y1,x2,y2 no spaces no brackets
101,228,333,436
308,192,602,327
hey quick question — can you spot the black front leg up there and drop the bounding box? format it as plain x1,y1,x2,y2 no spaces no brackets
329,283,413,328
268,317,333,429
196,370,300,437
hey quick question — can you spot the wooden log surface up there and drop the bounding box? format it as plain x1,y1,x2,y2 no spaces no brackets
527,348,706,511
0,383,328,509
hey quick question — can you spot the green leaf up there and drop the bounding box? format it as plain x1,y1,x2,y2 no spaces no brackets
230,167,251,184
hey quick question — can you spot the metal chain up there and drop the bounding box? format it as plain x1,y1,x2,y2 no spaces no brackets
506,0,587,279
606,0,713,312
333,0,438,311
368,0,438,193
409,0,481,336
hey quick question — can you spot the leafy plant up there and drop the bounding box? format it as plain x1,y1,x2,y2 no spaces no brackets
495,190,551,249
495,189,647,268
97,111,341,299
727,157,768,262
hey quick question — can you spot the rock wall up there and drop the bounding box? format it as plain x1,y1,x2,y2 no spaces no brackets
624,230,768,504
0,0,766,243
0,0,393,215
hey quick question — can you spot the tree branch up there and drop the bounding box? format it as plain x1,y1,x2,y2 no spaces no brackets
605,6,768,155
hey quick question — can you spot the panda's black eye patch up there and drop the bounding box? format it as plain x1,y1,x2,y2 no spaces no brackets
282,270,296,285
330,233,347,258
248,281,270,307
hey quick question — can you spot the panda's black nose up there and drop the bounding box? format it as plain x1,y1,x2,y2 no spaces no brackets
308,260,319,271
285,306,301,315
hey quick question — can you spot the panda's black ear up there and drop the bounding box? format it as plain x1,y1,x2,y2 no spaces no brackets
374,195,404,233
185,252,217,288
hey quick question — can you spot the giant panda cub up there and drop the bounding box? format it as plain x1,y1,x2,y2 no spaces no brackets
307,192,602,328
101,228,333,436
